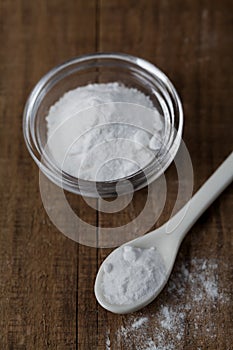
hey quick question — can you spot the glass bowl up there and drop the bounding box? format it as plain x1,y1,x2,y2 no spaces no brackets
23,52,183,198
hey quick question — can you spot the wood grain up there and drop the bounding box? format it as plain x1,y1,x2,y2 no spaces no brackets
0,0,232,349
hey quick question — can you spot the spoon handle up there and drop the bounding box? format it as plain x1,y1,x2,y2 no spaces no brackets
166,152,233,241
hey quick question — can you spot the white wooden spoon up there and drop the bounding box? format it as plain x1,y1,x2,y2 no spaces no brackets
94,152,233,314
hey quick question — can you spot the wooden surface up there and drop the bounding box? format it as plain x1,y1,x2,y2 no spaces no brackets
0,0,232,349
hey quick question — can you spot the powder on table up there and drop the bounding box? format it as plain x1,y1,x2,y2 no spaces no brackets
46,82,163,182
114,257,230,350
102,245,166,305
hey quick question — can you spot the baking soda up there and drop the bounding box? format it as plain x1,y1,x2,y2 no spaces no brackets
111,257,229,350
102,245,166,305
46,83,163,181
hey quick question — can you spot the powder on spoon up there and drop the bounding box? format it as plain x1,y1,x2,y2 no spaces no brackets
46,82,163,182
102,245,167,305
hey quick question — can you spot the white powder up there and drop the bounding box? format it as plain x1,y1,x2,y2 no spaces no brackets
110,257,230,350
131,317,148,329
46,82,163,181
102,245,166,305
105,332,110,350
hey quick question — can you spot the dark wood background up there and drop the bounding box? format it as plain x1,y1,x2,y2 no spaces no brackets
0,0,232,349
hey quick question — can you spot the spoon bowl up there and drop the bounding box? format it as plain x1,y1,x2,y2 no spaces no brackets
95,152,233,314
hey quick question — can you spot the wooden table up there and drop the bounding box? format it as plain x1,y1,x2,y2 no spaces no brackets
0,1,232,349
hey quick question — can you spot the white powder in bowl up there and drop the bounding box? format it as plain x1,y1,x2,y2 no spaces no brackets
102,245,166,305
46,82,163,182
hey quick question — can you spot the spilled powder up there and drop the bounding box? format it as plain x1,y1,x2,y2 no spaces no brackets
131,317,148,329
106,331,111,350
106,257,230,350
